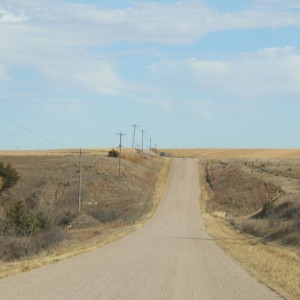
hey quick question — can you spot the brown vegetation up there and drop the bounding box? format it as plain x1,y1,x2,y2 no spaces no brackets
199,159,300,300
205,159,300,248
162,148,300,249
188,150,300,299
0,149,164,265
162,148,300,159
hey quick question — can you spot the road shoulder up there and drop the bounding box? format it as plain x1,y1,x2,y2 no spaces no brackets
199,161,300,300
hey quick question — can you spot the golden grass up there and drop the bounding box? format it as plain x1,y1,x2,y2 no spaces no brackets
0,148,153,161
122,152,142,163
0,148,112,157
0,157,171,279
3,148,300,159
199,162,300,300
163,148,300,159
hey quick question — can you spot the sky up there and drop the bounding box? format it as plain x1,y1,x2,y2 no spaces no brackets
1,0,300,150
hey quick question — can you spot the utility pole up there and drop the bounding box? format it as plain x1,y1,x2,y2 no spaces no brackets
116,132,126,177
149,138,153,153
140,129,145,153
131,124,139,153
78,148,82,213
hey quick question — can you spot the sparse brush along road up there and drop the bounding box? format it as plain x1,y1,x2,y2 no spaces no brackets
0,158,281,300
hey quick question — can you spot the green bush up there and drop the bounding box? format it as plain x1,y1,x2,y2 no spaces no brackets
0,162,20,191
262,201,274,217
3,201,50,236
108,148,119,158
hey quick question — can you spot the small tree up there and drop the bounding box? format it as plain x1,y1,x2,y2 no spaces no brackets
108,148,119,158
0,176,4,190
262,200,274,217
0,162,20,191
4,201,50,236
4,201,32,236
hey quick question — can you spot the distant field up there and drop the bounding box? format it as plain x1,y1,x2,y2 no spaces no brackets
2,148,300,159
161,148,300,159
0,149,110,156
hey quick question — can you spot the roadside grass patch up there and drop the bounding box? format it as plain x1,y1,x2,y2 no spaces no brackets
0,154,171,279
199,161,300,300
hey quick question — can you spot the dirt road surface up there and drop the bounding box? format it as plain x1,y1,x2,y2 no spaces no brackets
0,158,282,300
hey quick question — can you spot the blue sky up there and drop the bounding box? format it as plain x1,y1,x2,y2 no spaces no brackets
1,0,300,149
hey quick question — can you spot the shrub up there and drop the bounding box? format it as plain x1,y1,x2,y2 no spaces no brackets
31,227,66,250
3,201,50,236
0,228,66,261
0,162,20,191
108,148,119,158
0,236,30,261
0,176,4,190
57,211,74,227
262,201,274,217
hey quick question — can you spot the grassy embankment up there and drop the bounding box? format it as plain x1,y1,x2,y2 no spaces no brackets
199,160,300,300
0,151,170,278
162,149,300,300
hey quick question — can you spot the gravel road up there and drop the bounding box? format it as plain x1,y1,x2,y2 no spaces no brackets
0,158,282,300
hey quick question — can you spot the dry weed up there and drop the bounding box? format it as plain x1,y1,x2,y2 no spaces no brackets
199,162,300,300
0,157,171,279
122,153,142,163
164,148,300,159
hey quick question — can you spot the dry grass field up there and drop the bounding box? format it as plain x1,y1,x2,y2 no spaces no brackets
1,147,299,298
0,148,109,157
0,148,170,278
193,150,300,300
161,148,300,159
157,148,300,299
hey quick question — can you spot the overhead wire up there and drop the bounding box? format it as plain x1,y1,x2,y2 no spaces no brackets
0,126,43,147
0,112,64,149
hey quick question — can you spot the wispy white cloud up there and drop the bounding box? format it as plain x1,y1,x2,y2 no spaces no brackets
0,8,29,23
228,102,257,118
0,19,131,96
41,55,132,96
0,64,9,80
252,0,300,10
140,98,173,113
151,47,300,102
186,100,215,119
1,1,300,47
0,1,299,148
44,99,82,113
1,1,300,101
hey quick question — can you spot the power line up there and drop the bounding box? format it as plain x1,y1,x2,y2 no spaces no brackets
0,112,63,148
116,132,126,177
0,126,45,148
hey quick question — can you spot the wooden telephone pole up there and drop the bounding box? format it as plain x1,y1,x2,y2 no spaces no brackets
78,149,82,212
140,129,145,153
131,124,139,153
116,132,126,176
